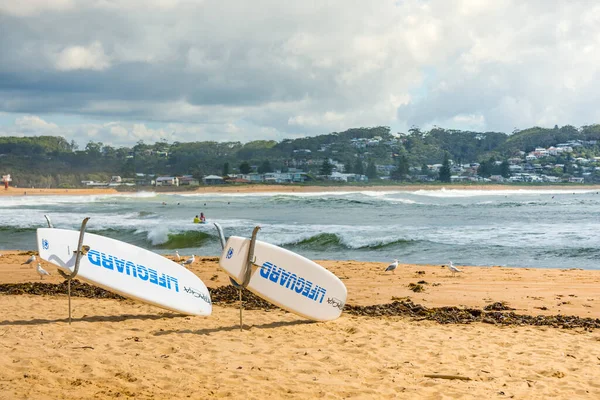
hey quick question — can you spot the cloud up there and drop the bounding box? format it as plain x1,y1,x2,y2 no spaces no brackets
0,115,60,136
1,0,600,145
0,0,74,17
15,115,59,132
54,41,111,71
0,113,281,147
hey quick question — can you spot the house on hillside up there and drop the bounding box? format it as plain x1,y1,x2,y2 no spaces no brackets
228,178,251,184
203,175,224,185
179,175,199,186
240,173,265,183
135,173,155,186
156,176,179,186
376,165,395,176
327,172,368,182
263,171,308,183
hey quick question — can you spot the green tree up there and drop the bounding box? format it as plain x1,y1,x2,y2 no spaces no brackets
320,159,333,175
479,156,501,178
477,161,487,177
239,161,251,174
366,161,377,179
438,153,451,182
258,160,273,174
222,162,230,176
391,155,409,181
344,161,353,173
85,141,103,157
500,160,510,178
353,158,364,175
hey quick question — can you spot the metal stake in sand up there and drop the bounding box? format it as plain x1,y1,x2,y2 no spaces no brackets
57,217,90,325
215,222,243,300
238,226,261,331
213,222,261,331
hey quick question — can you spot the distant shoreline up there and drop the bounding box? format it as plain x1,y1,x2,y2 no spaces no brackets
2,183,600,196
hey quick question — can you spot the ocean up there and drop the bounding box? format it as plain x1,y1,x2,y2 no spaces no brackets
1,188,599,269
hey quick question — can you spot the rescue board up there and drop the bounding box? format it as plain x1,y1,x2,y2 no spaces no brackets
219,236,347,321
36,228,212,316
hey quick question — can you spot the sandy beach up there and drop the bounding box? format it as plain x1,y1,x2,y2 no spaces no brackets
2,183,600,197
1,251,600,399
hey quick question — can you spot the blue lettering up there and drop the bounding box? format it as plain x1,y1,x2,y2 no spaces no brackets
317,287,326,303
260,262,273,278
127,261,137,277
88,250,101,266
137,265,149,280
167,276,179,292
308,285,318,300
269,266,281,283
256,261,330,303
101,254,114,270
158,273,167,288
286,273,297,289
280,270,291,286
294,278,305,293
114,257,125,273
302,281,313,297
149,268,158,285
83,249,178,292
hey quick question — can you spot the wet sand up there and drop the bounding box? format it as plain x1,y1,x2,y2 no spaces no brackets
1,251,600,399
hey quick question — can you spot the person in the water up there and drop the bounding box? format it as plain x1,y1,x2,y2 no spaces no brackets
200,212,206,222
193,215,200,223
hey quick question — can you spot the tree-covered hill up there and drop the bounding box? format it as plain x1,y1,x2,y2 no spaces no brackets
2,124,600,187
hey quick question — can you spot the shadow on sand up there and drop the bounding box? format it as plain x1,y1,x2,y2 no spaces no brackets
0,313,188,326
153,319,315,336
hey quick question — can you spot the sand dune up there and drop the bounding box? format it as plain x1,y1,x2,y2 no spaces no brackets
1,251,600,399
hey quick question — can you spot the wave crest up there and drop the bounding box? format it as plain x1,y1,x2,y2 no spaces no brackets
281,233,416,250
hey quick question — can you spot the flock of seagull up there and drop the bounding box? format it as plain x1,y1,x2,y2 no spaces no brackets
385,259,463,276
175,250,195,266
20,254,51,280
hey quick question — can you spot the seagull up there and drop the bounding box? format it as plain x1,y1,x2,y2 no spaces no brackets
447,261,462,277
22,255,36,265
36,263,50,280
181,254,195,266
385,259,399,274
175,250,181,261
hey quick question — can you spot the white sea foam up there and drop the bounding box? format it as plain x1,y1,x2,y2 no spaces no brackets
144,225,171,245
173,191,369,198
412,187,600,198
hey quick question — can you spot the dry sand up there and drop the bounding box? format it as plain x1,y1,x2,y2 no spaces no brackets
3,184,600,197
2,251,600,399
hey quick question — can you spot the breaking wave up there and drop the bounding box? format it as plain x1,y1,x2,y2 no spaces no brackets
281,233,417,250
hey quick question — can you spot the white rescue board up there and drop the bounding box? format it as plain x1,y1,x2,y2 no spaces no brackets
219,236,347,321
36,228,212,316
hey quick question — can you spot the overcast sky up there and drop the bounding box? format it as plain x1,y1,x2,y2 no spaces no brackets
1,0,600,146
